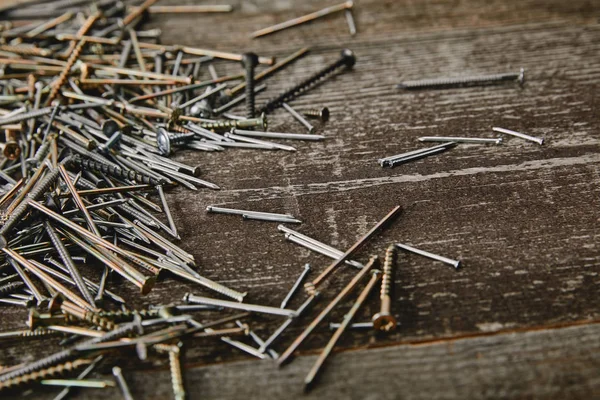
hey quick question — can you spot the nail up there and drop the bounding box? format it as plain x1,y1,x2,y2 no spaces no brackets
492,127,544,145
280,263,311,309
396,243,461,269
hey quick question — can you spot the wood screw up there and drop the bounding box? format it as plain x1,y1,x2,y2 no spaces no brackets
372,244,397,332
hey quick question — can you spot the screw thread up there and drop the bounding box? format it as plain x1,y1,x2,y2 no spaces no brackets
0,359,90,390
168,347,185,400
98,309,158,321
380,245,395,299
243,54,258,119
0,319,140,383
0,165,61,236
398,70,524,90
170,132,195,145
199,116,266,132
260,49,355,114
46,40,86,105
0,45,51,57
0,107,52,126
20,329,57,338
0,281,24,296
74,156,164,186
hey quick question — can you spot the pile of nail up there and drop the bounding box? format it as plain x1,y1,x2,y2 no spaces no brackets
0,0,388,397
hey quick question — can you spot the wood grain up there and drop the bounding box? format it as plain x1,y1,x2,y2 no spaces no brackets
0,0,599,398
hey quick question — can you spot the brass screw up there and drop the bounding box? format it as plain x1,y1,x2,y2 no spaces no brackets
303,107,330,122
372,244,397,332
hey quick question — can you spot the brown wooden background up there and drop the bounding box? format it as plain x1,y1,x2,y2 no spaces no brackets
1,0,599,398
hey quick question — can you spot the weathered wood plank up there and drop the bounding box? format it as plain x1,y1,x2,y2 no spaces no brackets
0,0,599,397
25,322,600,399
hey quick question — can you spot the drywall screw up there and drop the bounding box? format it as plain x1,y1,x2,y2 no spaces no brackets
278,256,378,367
397,68,525,90
372,245,397,332
197,113,268,132
305,205,401,294
183,293,296,317
156,127,195,156
72,156,166,186
282,102,314,133
303,107,330,122
396,243,461,269
251,1,353,38
241,52,259,119
259,49,356,114
280,263,311,309
112,366,134,400
418,136,502,145
492,126,544,145
305,269,381,390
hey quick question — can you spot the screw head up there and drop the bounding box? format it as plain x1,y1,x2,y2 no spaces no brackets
101,120,120,136
319,107,330,122
341,49,356,68
372,312,397,332
156,127,171,156
241,52,259,68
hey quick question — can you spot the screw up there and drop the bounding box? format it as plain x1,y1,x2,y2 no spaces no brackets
0,359,92,390
397,68,525,90
372,245,397,332
72,155,166,186
260,49,356,114
241,52,259,119
167,343,185,400
303,107,330,122
0,281,24,296
197,113,268,132
2,129,21,160
45,39,86,106
156,127,195,156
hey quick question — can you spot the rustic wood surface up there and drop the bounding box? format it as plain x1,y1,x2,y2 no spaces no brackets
1,0,599,398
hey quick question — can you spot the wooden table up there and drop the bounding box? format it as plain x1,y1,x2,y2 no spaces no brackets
1,0,599,398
